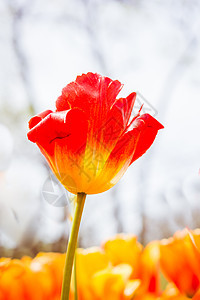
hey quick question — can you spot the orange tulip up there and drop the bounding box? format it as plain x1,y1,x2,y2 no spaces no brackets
0,253,69,300
30,253,66,298
139,241,160,295
192,289,200,300
102,234,161,296
27,72,163,195
160,283,192,300
160,228,200,297
75,247,109,300
75,247,141,300
132,284,191,300
102,233,142,277
91,264,138,300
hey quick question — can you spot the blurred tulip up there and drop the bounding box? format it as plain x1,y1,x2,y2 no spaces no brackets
139,241,160,295
75,247,109,300
102,233,142,277
160,228,200,297
0,253,67,300
161,283,191,300
103,234,161,296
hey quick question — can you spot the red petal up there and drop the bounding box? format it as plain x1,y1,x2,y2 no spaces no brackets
97,113,163,183
55,73,124,161
55,94,70,112
88,118,144,193
28,109,88,194
106,117,145,165
56,73,122,113
27,109,87,150
90,92,136,161
130,114,164,164
89,114,163,192
109,92,136,131
28,110,53,129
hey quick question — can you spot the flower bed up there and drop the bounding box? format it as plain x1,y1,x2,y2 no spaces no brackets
1,228,200,299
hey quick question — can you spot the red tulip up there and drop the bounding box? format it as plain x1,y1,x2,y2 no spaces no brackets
28,72,163,194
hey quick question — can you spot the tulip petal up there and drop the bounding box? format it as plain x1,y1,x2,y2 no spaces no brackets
85,113,163,194
103,234,142,275
91,266,126,300
101,92,137,147
56,73,123,153
160,229,200,297
27,109,88,194
139,241,160,295
76,247,109,300
56,72,123,114
106,113,161,167
28,110,53,130
111,92,137,129
27,108,87,151
130,114,164,165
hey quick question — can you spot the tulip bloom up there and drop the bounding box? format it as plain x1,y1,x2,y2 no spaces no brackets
0,253,67,300
102,234,142,277
75,247,139,300
160,228,200,297
28,72,163,195
139,241,161,295
103,234,161,296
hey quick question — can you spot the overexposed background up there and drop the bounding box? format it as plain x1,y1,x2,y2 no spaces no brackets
0,0,200,256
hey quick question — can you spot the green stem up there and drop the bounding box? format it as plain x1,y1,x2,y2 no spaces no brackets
74,250,78,300
61,192,86,300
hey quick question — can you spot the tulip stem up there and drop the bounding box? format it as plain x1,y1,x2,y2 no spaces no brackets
61,192,86,300
74,250,78,300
